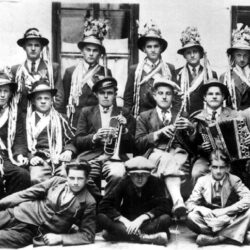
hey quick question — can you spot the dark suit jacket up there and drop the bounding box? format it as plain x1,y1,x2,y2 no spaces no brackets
135,107,194,156
28,112,77,160
75,105,135,161
0,108,27,159
98,175,171,220
62,65,112,127
123,62,176,114
0,176,96,246
186,173,250,213
11,60,64,113
175,65,217,114
220,70,250,110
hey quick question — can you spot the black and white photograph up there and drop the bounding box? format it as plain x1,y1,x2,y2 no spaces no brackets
0,0,250,249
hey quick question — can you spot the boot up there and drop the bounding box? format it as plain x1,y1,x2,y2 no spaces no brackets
139,232,168,246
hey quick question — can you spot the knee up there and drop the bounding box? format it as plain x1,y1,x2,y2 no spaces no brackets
105,163,125,179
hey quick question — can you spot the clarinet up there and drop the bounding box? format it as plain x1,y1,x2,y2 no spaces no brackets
165,96,187,152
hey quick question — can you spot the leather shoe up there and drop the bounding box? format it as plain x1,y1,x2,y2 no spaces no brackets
196,234,222,246
172,199,187,218
139,232,168,246
245,231,250,244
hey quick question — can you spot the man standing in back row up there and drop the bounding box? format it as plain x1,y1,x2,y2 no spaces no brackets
123,20,176,118
63,17,112,128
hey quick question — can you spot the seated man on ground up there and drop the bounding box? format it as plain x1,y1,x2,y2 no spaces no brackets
26,78,76,184
0,161,96,248
186,149,250,246
98,156,172,246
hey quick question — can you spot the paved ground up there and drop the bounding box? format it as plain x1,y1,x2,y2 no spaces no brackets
22,221,249,250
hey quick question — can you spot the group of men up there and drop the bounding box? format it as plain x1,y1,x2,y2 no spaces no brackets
1,18,250,248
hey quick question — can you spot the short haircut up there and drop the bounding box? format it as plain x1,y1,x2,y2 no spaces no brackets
65,161,91,177
209,149,230,166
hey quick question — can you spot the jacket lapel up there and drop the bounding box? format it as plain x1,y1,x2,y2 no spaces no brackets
149,108,162,131
203,175,213,204
221,175,232,207
91,105,102,131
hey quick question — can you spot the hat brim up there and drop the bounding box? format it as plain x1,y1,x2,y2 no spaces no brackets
227,47,250,55
0,82,17,93
153,81,181,93
77,41,106,54
200,82,229,99
177,44,204,55
137,36,168,52
92,77,117,93
28,89,57,100
17,37,49,47
128,170,152,174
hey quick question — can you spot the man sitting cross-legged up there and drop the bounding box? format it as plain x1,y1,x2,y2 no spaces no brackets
0,161,96,248
186,149,250,246
98,156,172,246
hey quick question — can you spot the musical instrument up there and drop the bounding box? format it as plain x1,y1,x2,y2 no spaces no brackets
104,112,123,161
205,118,250,161
165,93,187,152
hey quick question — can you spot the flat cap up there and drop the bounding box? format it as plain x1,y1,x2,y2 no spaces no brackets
125,156,155,173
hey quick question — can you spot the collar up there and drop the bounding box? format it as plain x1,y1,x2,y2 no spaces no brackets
27,58,41,67
99,104,113,114
211,175,226,187
156,105,171,121
206,106,222,116
0,104,8,111
82,59,97,70
187,64,201,73
145,58,160,68
35,110,50,118
235,64,250,76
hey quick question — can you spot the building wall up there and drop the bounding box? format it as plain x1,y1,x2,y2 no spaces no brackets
0,0,249,76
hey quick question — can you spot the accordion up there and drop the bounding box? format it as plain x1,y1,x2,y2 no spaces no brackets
205,118,250,161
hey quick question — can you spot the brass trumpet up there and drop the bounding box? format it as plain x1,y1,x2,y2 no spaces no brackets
104,112,123,161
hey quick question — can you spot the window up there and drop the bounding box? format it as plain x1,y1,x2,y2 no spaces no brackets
52,3,139,99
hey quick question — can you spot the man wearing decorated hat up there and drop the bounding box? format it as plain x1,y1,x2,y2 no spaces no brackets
123,20,176,118
11,28,64,114
0,68,30,197
98,156,171,246
190,79,250,185
63,17,112,128
220,23,250,110
135,76,195,218
26,78,76,184
176,26,217,114
75,76,135,196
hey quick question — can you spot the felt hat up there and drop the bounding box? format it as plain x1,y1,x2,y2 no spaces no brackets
137,20,168,52
17,28,49,47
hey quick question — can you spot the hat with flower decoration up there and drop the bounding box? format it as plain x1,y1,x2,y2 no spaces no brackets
77,17,109,54
177,26,204,55
0,67,17,93
17,28,49,47
227,23,250,55
137,20,168,52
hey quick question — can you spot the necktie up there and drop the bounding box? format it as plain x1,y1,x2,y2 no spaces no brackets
211,111,217,121
162,110,170,126
212,181,222,207
31,62,36,73
103,107,109,113
192,67,197,78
